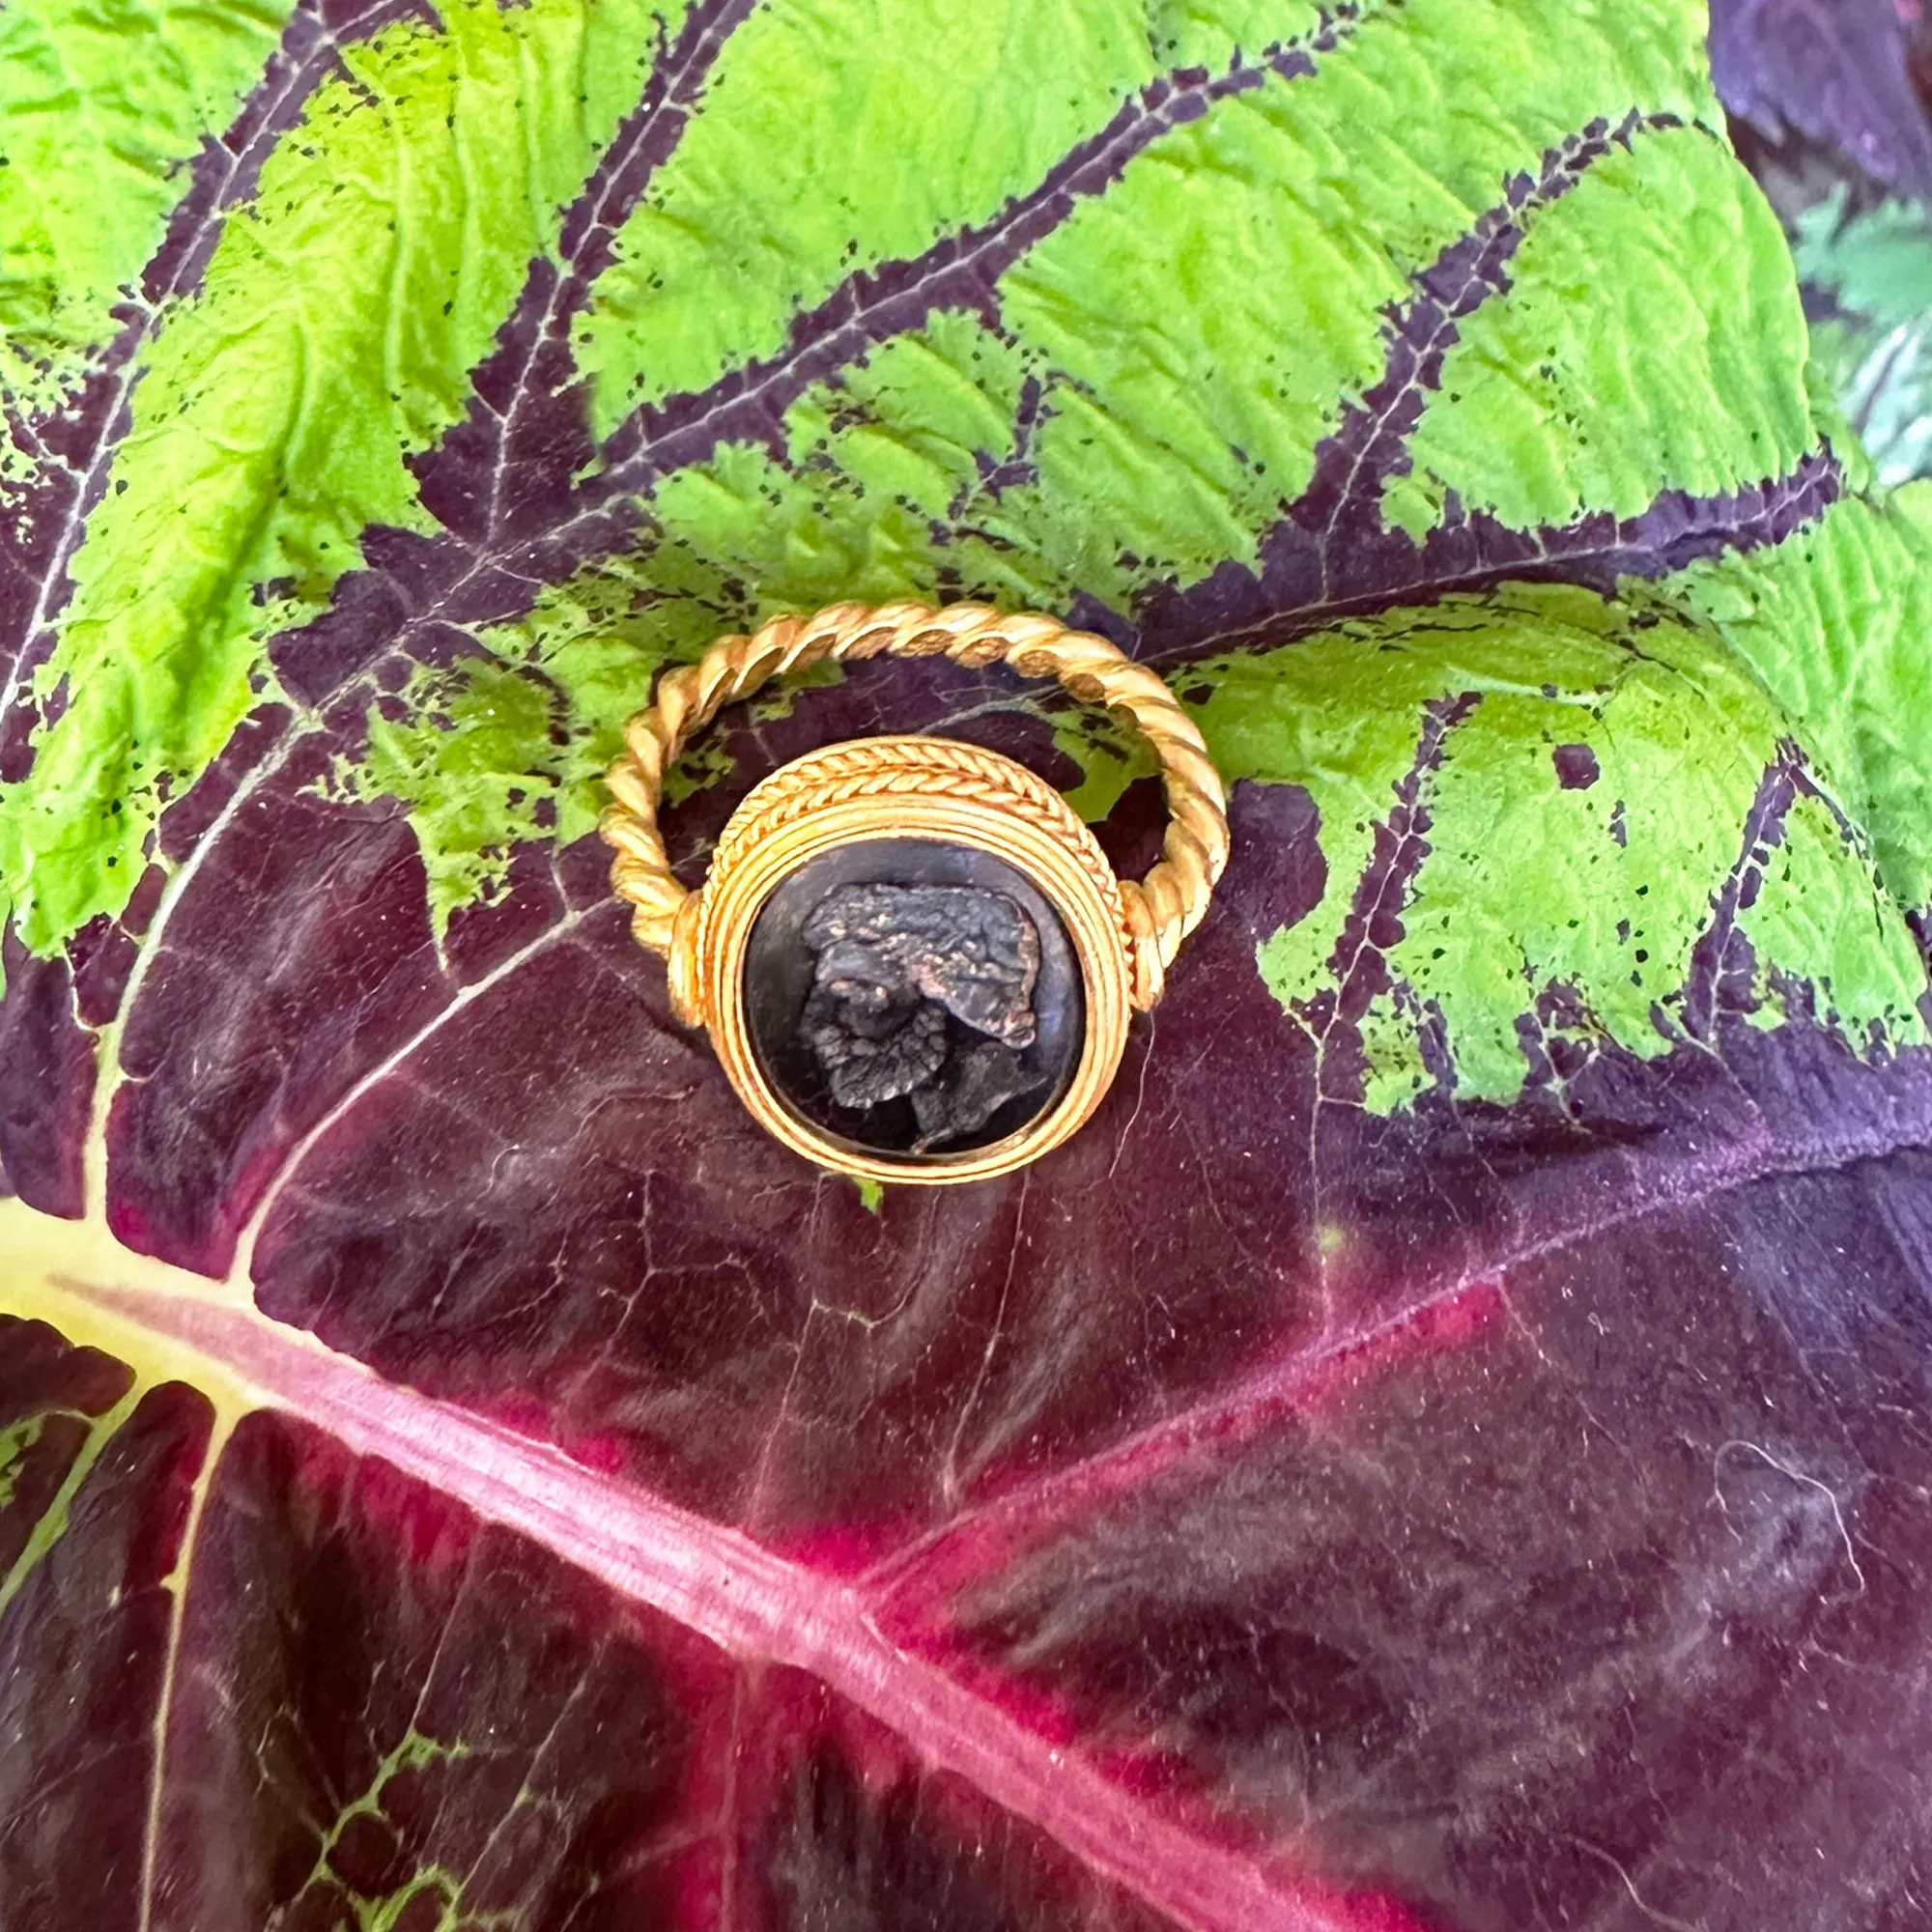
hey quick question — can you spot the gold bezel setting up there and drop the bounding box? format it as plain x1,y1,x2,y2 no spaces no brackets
675,737,1133,1184
601,599,1230,1186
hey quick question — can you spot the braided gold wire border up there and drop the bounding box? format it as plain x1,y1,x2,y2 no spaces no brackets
600,600,1230,1009
710,738,1124,923
676,734,1128,1032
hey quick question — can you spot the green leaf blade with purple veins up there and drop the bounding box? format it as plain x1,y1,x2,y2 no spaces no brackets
0,0,666,953
1384,121,1815,535
577,0,1222,427
588,0,1730,631
1652,482,1932,918
1195,583,1927,1112
0,0,297,424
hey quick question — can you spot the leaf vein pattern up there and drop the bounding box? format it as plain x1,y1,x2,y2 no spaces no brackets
421,0,769,553
870,1103,1932,1600
0,0,419,743
597,6,1373,489
135,1410,232,1932
57,1274,1369,1932
1134,113,1843,658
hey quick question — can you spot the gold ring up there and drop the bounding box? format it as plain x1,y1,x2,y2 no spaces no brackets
600,600,1230,1184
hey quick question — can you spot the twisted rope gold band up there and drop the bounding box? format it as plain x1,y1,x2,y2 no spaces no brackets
600,600,1230,1007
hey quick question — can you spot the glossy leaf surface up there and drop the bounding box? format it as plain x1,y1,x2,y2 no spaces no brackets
4,2,1932,1928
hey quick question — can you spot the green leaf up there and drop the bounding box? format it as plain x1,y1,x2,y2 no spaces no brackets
0,0,294,423
1791,189,1932,488
1386,123,1814,534
0,0,662,952
1654,484,1932,915
1196,583,1926,1111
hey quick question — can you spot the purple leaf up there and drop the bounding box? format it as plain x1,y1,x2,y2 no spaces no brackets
1711,0,1932,194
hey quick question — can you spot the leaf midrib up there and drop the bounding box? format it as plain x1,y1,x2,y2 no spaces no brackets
13,1059,1932,1929
7,1199,1360,1932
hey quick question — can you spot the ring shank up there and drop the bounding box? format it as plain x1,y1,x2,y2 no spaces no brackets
599,600,1230,1008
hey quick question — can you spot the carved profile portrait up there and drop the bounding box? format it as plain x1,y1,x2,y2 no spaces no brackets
741,839,1087,1162
799,882,1047,1151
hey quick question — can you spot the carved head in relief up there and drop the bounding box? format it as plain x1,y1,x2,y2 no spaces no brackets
799,882,1045,1150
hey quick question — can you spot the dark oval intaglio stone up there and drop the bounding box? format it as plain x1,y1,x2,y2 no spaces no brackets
743,838,1086,1162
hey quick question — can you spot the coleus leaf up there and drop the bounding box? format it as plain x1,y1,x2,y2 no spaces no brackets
4,1,1932,1928
1710,0,1932,196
